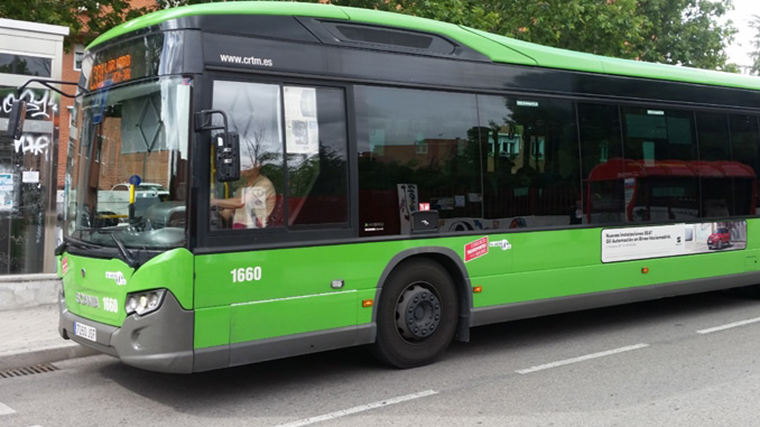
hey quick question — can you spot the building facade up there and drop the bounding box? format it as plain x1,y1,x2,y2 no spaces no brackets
0,19,68,275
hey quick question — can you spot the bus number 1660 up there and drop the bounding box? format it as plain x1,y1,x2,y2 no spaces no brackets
230,267,263,283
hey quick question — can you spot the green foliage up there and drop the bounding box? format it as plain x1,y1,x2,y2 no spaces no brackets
0,0,155,46
1,0,739,71
327,0,737,71
0,0,77,29
751,15,760,75
633,0,736,70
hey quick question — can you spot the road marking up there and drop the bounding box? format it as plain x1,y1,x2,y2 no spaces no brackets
0,401,16,415
274,390,438,427
697,316,760,334
515,344,650,374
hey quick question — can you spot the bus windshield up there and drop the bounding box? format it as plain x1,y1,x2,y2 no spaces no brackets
65,76,191,249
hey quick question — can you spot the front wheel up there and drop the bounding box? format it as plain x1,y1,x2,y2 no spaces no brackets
371,259,458,368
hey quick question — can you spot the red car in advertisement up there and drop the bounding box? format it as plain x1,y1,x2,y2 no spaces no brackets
707,227,731,249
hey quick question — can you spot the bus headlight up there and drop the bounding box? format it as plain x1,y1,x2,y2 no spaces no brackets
125,289,167,316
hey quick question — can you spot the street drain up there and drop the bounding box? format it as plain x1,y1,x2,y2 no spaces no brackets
0,363,59,379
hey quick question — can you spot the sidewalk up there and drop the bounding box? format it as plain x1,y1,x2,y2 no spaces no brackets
0,303,96,371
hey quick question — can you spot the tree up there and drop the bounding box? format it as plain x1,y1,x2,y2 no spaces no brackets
4,0,736,71
0,0,155,46
326,0,738,71
751,15,760,75
633,0,736,70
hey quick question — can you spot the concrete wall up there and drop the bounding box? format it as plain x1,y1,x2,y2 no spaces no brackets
0,273,59,310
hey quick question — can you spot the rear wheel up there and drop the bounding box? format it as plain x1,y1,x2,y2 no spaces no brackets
371,259,458,368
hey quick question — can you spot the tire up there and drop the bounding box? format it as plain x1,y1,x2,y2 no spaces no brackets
371,259,458,368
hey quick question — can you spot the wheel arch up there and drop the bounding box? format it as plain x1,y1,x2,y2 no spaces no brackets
372,247,473,343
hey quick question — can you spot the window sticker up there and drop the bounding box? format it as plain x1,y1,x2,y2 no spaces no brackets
0,173,13,211
284,87,319,155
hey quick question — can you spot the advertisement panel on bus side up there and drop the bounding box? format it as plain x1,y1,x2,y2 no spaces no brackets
602,220,747,262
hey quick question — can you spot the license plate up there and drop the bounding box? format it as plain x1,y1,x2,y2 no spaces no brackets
74,322,97,342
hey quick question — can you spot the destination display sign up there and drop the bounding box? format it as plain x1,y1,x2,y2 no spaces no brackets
85,32,177,91
90,54,132,90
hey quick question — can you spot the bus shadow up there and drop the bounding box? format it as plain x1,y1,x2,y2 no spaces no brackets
98,344,388,417
449,288,759,357
98,289,759,416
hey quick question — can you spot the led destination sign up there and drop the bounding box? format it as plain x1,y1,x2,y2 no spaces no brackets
90,54,132,90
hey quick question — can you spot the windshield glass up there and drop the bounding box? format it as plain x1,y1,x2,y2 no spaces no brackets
65,76,191,249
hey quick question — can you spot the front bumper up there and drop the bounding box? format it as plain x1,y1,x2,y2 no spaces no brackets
59,290,195,373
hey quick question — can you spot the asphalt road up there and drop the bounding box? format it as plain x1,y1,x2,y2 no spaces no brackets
2,289,760,427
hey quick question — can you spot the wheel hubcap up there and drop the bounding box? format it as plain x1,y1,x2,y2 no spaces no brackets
396,284,441,341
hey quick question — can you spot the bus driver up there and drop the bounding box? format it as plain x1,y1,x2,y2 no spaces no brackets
211,161,276,228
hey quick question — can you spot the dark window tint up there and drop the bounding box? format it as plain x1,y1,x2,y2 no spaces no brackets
285,86,348,226
579,103,624,224
336,25,433,48
622,107,699,222
478,96,580,229
729,114,760,215
355,86,480,236
321,22,457,55
0,53,51,77
696,112,738,218
623,107,697,161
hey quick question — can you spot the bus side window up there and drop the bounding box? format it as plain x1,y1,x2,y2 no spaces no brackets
209,80,284,231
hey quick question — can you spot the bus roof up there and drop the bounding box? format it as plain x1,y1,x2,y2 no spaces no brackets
90,1,760,91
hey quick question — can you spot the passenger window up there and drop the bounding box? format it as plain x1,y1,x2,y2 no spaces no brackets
579,103,625,224
355,86,481,236
728,114,760,216
697,112,734,218
621,107,699,222
283,86,348,227
478,96,580,229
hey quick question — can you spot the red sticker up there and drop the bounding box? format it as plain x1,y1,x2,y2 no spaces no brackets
464,237,489,262
62,256,68,275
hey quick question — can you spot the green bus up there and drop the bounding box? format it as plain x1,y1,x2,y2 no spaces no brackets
8,1,760,373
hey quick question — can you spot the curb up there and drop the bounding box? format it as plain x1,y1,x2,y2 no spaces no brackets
0,342,98,371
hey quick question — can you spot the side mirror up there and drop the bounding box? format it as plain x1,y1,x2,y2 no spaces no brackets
7,100,27,140
214,132,240,182
194,110,240,182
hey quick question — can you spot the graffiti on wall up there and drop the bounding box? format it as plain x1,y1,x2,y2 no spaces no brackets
13,134,50,156
1,89,58,120
1,88,57,156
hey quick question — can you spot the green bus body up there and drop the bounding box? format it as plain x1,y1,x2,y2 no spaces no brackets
55,1,760,373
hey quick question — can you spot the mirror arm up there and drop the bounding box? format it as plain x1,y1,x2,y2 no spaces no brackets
16,79,88,99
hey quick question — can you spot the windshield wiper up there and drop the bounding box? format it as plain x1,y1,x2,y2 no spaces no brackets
55,235,103,255
109,233,139,269
74,227,139,269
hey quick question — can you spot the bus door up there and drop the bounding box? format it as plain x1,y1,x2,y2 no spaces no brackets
195,78,355,350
